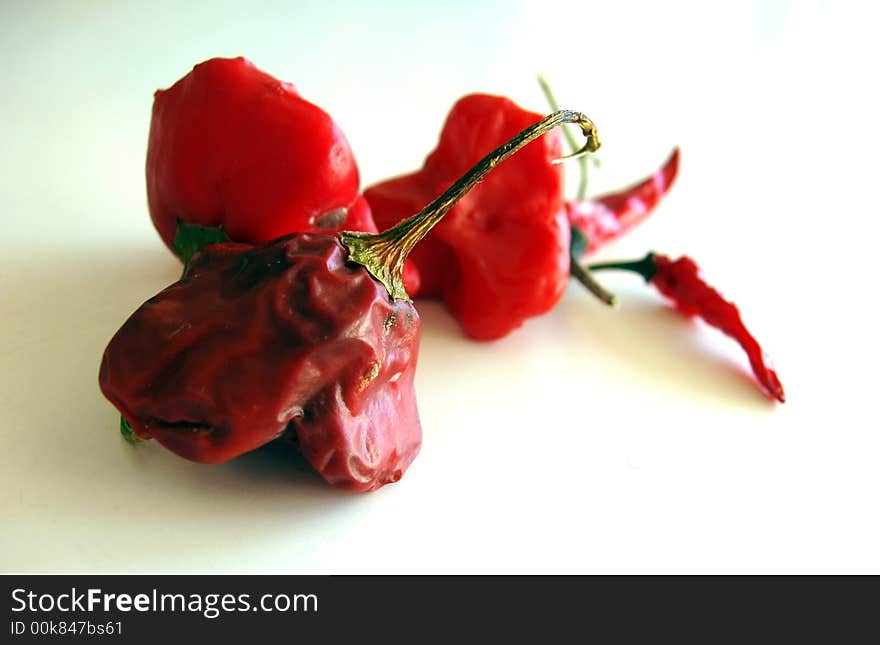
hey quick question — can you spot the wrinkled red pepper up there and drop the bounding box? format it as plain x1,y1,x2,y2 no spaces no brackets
146,56,378,260
588,252,785,402
101,109,601,490
100,235,421,490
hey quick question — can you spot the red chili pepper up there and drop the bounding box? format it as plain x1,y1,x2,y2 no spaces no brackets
567,148,680,257
366,94,577,340
101,109,601,490
100,234,422,490
366,93,680,338
146,57,378,262
588,252,785,402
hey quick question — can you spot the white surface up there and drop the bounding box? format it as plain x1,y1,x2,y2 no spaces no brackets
2,1,878,573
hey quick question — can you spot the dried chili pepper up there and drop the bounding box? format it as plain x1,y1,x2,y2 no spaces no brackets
587,252,785,402
101,235,421,489
146,57,378,264
100,109,601,490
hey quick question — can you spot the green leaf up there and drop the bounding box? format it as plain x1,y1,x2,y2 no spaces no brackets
120,416,144,444
173,220,230,269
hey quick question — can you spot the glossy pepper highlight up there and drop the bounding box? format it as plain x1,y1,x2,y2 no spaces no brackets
100,109,601,490
146,57,378,261
588,252,785,402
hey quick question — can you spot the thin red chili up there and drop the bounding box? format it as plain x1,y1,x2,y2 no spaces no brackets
538,75,680,259
588,252,785,402
567,148,680,257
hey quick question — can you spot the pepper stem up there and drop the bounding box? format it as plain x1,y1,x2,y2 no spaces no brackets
340,110,601,301
537,75,591,201
570,259,619,306
567,228,618,306
538,78,616,306
588,252,659,283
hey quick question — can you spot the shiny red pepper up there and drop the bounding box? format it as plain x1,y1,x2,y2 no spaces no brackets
588,252,785,402
366,94,573,340
101,109,601,490
146,57,378,259
567,148,680,257
366,93,677,338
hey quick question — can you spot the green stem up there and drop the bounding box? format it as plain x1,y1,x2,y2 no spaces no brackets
537,75,590,201
120,416,144,444
340,109,601,301
588,252,659,283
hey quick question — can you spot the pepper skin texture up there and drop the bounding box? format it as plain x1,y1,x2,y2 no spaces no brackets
567,148,680,256
146,57,377,253
365,93,568,340
650,254,785,403
99,234,421,491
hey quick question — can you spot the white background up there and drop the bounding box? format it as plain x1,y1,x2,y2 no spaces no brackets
2,1,877,573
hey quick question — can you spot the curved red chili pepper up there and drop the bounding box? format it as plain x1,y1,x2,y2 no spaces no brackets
589,252,785,403
567,148,680,257
651,254,784,402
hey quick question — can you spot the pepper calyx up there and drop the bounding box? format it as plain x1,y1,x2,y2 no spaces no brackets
173,220,231,269
120,416,144,444
588,252,659,283
340,230,412,302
